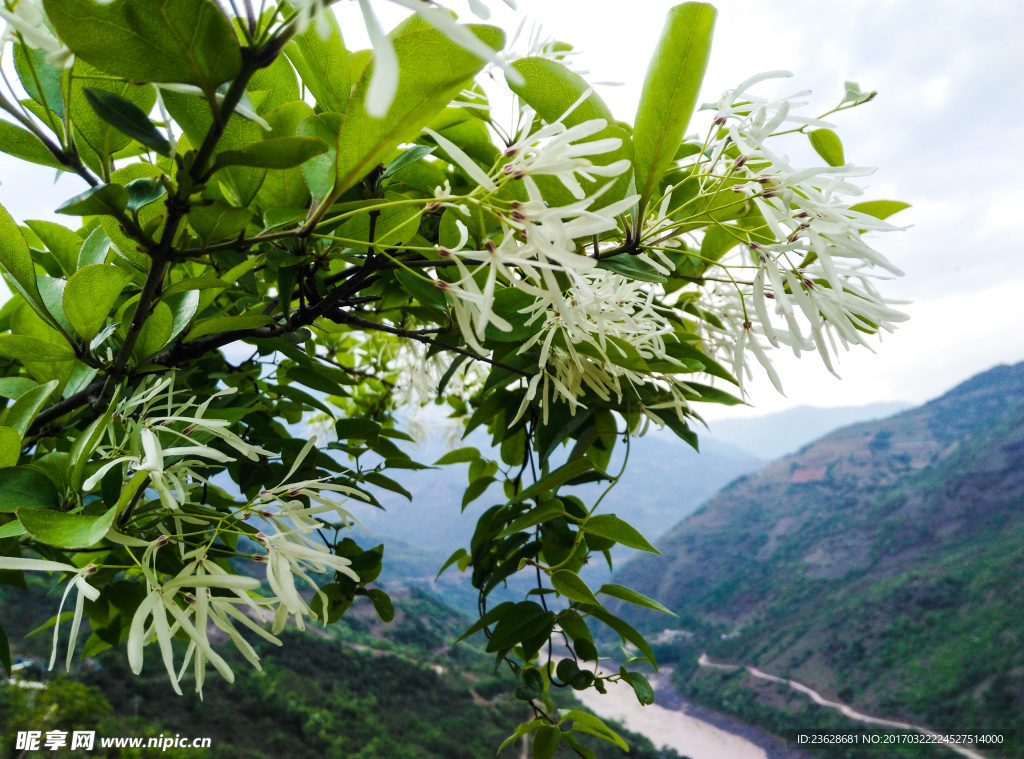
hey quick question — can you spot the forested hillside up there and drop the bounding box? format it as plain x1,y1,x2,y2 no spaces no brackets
614,363,1024,756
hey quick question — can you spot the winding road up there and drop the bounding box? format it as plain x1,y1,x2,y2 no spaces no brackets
698,654,989,759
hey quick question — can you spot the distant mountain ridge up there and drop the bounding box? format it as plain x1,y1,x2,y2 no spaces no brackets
613,362,1024,748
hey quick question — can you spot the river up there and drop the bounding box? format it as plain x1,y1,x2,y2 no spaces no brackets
571,665,770,759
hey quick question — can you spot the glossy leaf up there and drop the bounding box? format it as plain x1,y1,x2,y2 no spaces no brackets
582,514,660,554
212,137,329,171
44,0,241,94
633,2,716,210
63,265,133,341
84,88,171,156
0,335,75,363
18,505,116,550
0,466,60,513
56,184,128,217
551,570,600,606
597,583,675,615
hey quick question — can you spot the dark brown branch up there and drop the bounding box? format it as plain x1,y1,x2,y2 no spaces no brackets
331,311,533,378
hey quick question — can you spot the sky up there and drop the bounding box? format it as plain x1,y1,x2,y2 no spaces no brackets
2,0,1021,420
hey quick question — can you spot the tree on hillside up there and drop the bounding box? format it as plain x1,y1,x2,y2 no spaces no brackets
0,0,906,754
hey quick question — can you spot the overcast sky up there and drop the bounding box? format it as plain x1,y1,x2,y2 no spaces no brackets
2,1,1021,419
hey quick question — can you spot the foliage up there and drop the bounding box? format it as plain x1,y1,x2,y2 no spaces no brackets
0,0,905,754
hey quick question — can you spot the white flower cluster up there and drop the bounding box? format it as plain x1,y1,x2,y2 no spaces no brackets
84,375,269,510
666,71,908,393
2,377,371,693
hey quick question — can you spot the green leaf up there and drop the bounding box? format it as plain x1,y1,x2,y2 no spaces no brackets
0,202,49,315
187,200,253,246
0,335,75,363
532,725,561,759
560,710,628,751
130,300,174,362
0,120,65,170
484,287,539,342
0,427,20,468
18,505,116,550
367,588,394,622
455,600,514,644
63,264,133,341
184,313,274,342
580,605,658,670
551,570,600,606
461,476,495,510
56,184,128,217
486,601,555,653
44,0,241,95
849,200,911,220
436,547,469,579
334,418,381,441
433,447,480,465
509,459,594,505
126,178,167,213
25,221,84,278
497,499,566,539
597,583,675,615
329,24,504,199
0,466,60,513
809,128,845,167
620,669,655,705
2,380,59,438
285,13,350,113
14,42,65,119
382,145,436,180
0,378,38,400
583,514,659,554
597,254,667,283
83,88,171,156
633,2,717,210
509,57,613,127
212,137,329,171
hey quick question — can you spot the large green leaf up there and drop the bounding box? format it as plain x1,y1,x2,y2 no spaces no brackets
509,458,594,505
25,221,83,279
56,184,128,217
849,200,911,220
63,264,133,341
329,24,504,200
0,466,61,513
1,380,59,438
285,14,350,113
212,137,328,171
0,335,76,363
597,583,675,615
44,0,241,94
187,200,253,246
0,120,66,171
0,427,20,468
0,202,48,316
508,57,613,127
582,514,660,554
485,601,554,653
551,570,600,606
633,2,716,210
18,505,116,549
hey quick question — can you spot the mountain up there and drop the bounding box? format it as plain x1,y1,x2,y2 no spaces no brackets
702,401,912,461
613,362,1024,753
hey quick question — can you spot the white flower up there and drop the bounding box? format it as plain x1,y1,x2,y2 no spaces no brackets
126,548,262,695
0,558,98,671
502,116,629,200
0,0,73,67
258,529,358,633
